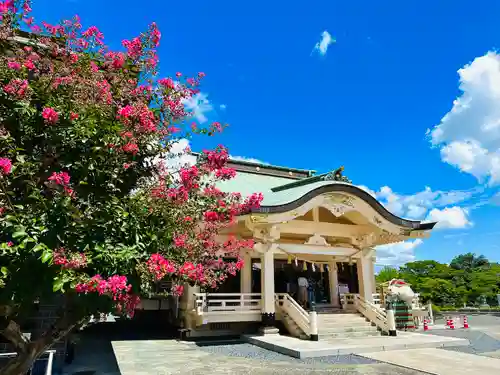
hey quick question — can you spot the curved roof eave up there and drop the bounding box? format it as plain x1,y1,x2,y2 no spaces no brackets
249,182,437,231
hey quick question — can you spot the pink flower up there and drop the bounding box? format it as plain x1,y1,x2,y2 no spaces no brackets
6,241,13,247
48,171,70,186
7,60,21,70
3,79,28,99
42,107,59,124
23,59,35,70
90,61,99,73
117,105,133,119
123,163,131,170
203,211,219,222
173,234,188,248
122,142,139,155
70,112,79,121
158,78,175,89
171,284,184,297
215,167,236,180
0,158,12,175
122,37,142,59
149,22,161,47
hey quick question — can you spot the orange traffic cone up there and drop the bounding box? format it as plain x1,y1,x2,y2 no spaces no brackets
449,318,455,330
463,315,469,329
423,319,429,331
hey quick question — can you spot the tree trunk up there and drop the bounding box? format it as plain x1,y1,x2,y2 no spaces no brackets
0,319,80,375
0,348,41,375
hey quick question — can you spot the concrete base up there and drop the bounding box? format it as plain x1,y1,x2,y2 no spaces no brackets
259,327,280,335
244,331,470,359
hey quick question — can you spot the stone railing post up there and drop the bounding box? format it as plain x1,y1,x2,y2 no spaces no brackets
428,302,434,325
386,300,397,336
309,302,318,341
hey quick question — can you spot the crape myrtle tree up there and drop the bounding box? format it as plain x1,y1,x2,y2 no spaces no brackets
0,1,263,373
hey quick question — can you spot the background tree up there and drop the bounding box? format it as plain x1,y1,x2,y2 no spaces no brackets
375,266,399,283
0,2,261,373
450,252,489,272
377,255,500,308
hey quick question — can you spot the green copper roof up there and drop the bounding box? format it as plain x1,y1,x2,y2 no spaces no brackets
216,173,295,202
215,168,436,231
215,171,348,206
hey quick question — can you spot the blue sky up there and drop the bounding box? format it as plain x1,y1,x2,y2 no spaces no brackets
33,0,500,266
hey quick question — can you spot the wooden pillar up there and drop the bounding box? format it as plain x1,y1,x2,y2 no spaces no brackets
260,248,277,331
240,252,252,294
371,256,377,294
357,253,374,302
328,262,340,307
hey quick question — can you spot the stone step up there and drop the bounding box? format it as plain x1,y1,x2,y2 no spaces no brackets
319,325,379,334
318,319,370,326
319,320,373,328
319,330,381,339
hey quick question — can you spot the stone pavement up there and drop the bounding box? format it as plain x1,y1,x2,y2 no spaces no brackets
246,331,468,358
110,340,428,375
362,347,500,375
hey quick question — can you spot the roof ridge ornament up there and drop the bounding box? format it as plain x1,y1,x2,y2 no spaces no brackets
321,166,352,184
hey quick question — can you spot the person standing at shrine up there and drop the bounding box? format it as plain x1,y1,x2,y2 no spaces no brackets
297,274,308,307
307,274,316,308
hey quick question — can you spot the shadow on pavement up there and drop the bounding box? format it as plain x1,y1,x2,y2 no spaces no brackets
62,311,179,375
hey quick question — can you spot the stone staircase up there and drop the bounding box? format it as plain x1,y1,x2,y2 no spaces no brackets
281,311,309,340
317,311,381,339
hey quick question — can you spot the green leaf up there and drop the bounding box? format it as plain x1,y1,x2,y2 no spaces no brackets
32,243,45,252
12,231,27,239
1,267,8,276
41,249,52,263
53,277,65,292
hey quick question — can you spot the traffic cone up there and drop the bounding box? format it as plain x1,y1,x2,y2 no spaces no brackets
423,319,429,331
463,315,469,329
449,318,455,330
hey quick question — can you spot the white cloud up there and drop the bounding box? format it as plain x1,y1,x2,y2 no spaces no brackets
429,52,500,185
375,239,423,267
182,92,213,123
312,30,335,56
366,185,479,221
220,104,227,110
424,206,472,229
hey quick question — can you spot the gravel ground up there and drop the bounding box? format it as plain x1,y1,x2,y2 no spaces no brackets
423,327,500,355
196,341,378,365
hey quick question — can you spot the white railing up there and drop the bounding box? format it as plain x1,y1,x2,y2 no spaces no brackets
275,293,310,336
0,350,55,375
194,293,261,313
354,294,389,332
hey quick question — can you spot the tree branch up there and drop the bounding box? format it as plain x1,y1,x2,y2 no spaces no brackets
1,320,28,352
